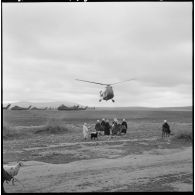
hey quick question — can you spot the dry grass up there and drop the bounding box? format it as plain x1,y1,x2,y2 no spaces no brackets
174,130,192,141
34,118,69,134
3,122,19,138
3,118,69,139
171,125,192,142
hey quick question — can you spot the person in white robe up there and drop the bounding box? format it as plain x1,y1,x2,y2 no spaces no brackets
83,123,89,140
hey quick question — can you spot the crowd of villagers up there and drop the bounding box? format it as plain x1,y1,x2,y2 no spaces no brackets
82,118,128,140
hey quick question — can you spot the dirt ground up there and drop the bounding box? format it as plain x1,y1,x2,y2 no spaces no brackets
3,134,192,192
3,109,192,192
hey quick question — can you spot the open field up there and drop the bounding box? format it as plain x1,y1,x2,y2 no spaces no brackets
3,109,193,192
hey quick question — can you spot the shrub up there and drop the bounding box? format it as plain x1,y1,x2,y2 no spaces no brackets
3,122,19,138
34,118,69,134
171,128,192,142
3,118,69,139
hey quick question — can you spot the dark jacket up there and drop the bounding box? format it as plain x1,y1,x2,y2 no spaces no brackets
95,123,102,131
101,121,106,127
163,122,169,129
104,122,111,135
162,122,170,132
122,121,127,129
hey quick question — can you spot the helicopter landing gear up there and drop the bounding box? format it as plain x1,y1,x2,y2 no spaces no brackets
112,99,115,103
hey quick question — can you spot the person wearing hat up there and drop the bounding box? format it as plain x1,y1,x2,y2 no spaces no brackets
83,122,89,140
121,118,128,134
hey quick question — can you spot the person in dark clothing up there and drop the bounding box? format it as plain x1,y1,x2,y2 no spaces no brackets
111,118,118,135
121,119,128,134
101,118,106,127
122,119,127,129
101,118,106,134
104,119,111,135
162,120,170,129
162,120,171,137
95,120,102,132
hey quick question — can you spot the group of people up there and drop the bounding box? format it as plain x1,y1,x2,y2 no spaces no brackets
95,118,128,135
82,118,128,140
83,118,172,140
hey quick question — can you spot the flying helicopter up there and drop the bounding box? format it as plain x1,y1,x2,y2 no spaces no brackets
76,78,135,102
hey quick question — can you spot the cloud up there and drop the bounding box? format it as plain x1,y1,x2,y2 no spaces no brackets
3,2,192,107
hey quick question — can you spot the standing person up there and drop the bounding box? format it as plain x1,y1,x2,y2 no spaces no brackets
111,120,115,135
101,118,106,134
95,120,102,135
121,119,128,134
101,118,106,127
112,118,118,126
83,123,89,140
95,120,101,131
112,118,118,135
163,120,170,129
162,120,171,137
105,119,111,135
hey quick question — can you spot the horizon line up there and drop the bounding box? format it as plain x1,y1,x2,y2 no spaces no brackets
2,101,192,109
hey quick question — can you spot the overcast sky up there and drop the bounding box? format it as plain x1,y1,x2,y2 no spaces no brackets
3,2,192,107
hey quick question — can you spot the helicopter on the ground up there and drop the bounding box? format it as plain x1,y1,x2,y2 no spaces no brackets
76,79,135,102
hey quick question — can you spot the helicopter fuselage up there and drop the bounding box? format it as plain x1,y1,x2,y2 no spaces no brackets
101,85,114,100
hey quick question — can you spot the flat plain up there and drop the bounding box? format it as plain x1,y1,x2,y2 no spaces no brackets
3,109,193,192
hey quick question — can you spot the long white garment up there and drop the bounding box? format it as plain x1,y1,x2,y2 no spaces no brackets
83,125,89,139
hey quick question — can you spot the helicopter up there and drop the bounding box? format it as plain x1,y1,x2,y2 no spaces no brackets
76,78,135,102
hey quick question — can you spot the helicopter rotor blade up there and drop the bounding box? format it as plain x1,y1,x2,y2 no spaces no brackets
109,78,136,86
75,79,107,86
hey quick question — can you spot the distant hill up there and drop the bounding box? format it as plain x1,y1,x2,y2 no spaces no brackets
3,101,85,109
3,102,192,112
152,106,192,111
96,106,192,111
